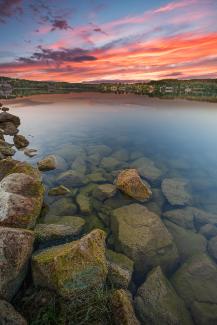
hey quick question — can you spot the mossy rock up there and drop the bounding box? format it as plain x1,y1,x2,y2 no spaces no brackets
32,229,108,298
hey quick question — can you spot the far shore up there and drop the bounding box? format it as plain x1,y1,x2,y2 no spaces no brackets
2,92,217,109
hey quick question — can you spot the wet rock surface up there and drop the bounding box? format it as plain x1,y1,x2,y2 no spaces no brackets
161,178,192,206
32,229,108,298
13,134,29,149
111,204,179,275
0,227,34,301
135,266,193,324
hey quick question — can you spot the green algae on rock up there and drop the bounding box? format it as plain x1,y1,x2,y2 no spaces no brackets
0,227,34,301
135,266,193,325
111,204,179,276
32,229,108,298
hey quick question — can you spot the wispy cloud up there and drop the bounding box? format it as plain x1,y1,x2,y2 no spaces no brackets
0,0,23,23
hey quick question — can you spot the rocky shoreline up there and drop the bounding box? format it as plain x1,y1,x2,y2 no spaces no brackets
0,104,217,324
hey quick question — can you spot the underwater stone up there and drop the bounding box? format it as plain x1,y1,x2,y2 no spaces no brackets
161,178,192,206
111,204,179,276
135,266,193,325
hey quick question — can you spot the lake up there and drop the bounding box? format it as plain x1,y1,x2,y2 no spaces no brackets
6,92,217,323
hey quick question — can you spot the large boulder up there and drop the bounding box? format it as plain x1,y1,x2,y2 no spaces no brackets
164,221,207,262
111,289,140,325
163,208,196,230
135,266,193,325
0,172,44,229
0,227,34,301
115,169,152,202
111,204,179,275
0,111,20,126
13,134,29,149
0,121,18,135
131,157,162,182
32,229,108,298
43,215,85,235
0,300,27,324
171,253,217,322
106,249,134,289
161,178,192,206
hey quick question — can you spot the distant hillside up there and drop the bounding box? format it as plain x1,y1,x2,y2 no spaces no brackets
0,76,217,102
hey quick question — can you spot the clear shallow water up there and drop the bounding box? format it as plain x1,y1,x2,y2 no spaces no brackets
8,93,217,323
9,93,217,214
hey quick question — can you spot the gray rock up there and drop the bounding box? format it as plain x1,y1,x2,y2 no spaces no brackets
171,253,217,308
111,204,179,275
37,155,67,172
76,193,92,215
43,215,85,234
0,300,27,324
106,249,134,289
93,184,117,201
0,227,34,301
199,224,217,239
161,178,192,206
47,198,77,216
163,208,196,230
164,220,207,262
208,236,217,261
101,157,121,171
131,157,162,182
56,169,86,187
135,266,193,325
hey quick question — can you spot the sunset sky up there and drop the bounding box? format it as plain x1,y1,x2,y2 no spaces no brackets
0,0,217,82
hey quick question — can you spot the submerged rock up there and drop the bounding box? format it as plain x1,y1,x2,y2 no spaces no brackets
47,198,77,216
111,204,179,275
171,253,217,322
32,229,108,298
164,220,207,262
43,215,85,235
0,172,44,229
161,178,192,206
24,148,37,158
37,155,67,171
35,223,83,245
111,289,140,325
199,224,217,239
115,169,152,202
101,157,121,171
71,157,87,174
191,302,217,325
48,185,71,196
0,227,34,301
93,183,117,201
13,134,29,149
135,266,193,325
0,300,27,325
131,157,162,182
76,193,92,215
106,249,134,289
56,169,86,187
163,208,196,230
208,236,217,261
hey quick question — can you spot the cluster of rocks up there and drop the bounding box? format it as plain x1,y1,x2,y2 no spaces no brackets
0,104,32,160
34,141,217,325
